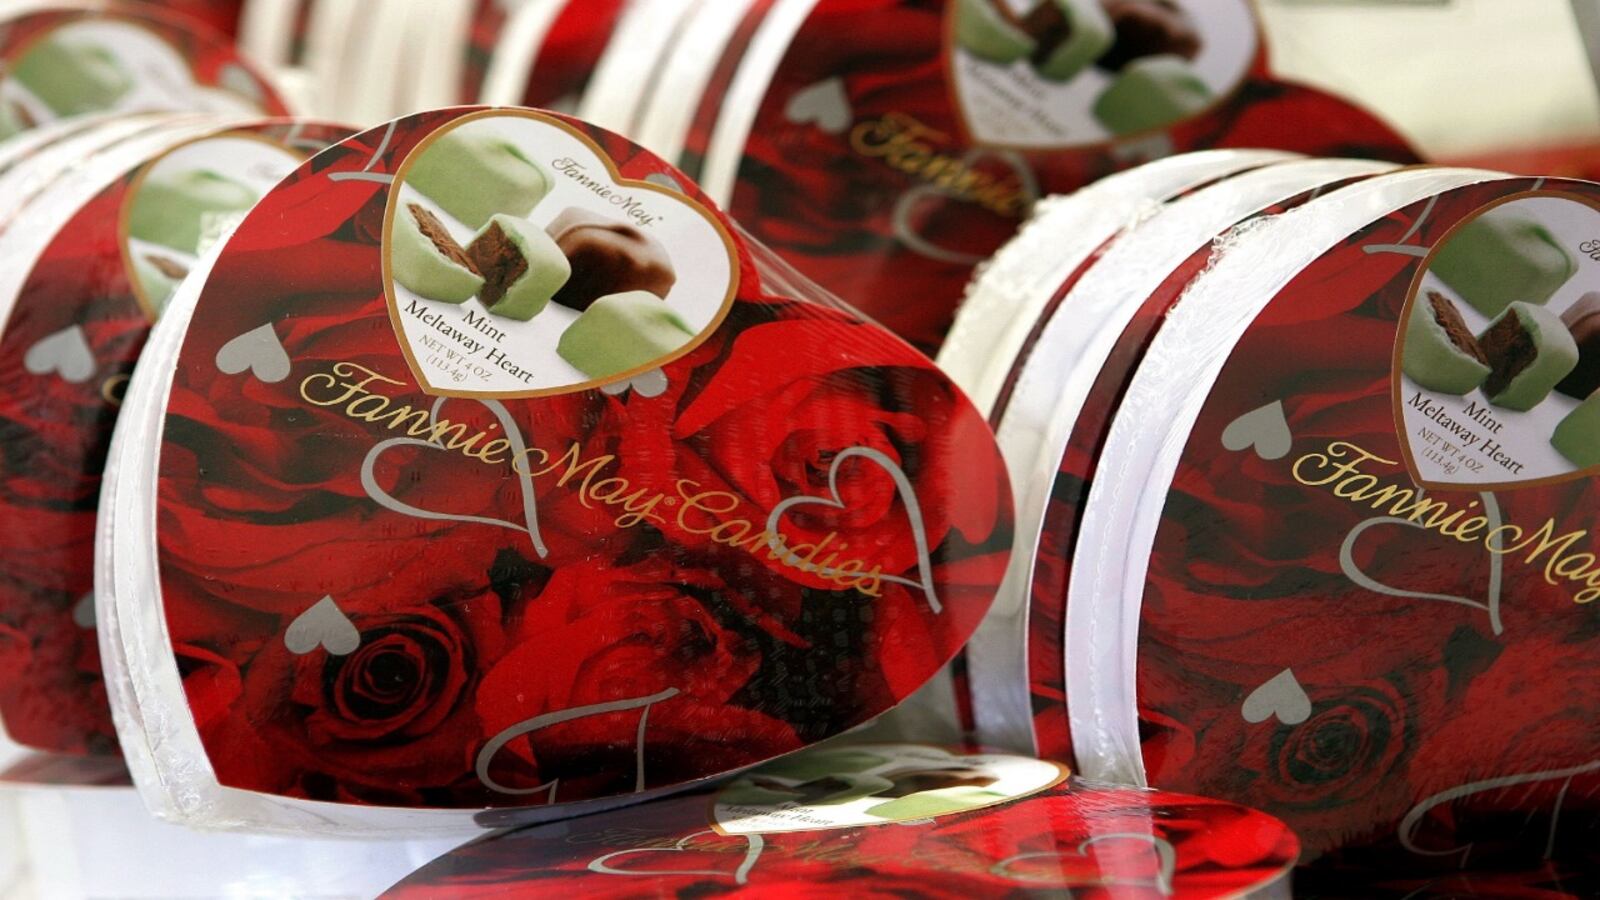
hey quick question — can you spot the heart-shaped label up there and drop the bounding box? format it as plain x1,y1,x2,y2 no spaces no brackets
1221,400,1293,461
215,323,292,383
383,110,737,398
1394,192,1600,490
24,326,95,383
284,596,361,656
712,744,1064,835
945,0,1256,149
1241,668,1312,726
784,78,852,134
588,831,765,885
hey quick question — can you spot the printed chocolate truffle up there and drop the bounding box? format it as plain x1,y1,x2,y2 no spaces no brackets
12,36,132,116
1092,54,1212,135
1098,0,1202,71
557,290,695,379
1552,390,1600,468
1478,301,1579,411
129,168,259,254
405,126,552,229
466,214,571,321
1556,292,1600,399
954,0,1034,64
133,253,189,315
1430,208,1575,317
1022,0,1114,82
1403,291,1490,395
546,208,677,311
393,203,483,303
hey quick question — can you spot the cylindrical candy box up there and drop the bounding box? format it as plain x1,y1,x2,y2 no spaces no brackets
1068,168,1600,864
0,118,355,756
98,107,1015,835
678,0,1416,351
961,156,1401,761
381,742,1300,898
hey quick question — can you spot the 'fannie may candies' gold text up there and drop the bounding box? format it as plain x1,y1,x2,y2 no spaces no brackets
300,362,888,596
1296,441,1600,604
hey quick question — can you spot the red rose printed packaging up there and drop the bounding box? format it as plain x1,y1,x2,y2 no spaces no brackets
473,0,632,114
380,742,1297,898
1051,166,1600,865
97,107,1014,835
673,0,1417,351
0,3,289,140
956,155,1403,762
0,118,353,758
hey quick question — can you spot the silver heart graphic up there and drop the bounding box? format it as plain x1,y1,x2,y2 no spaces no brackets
763,446,941,614
360,397,548,558
24,326,95,383
285,595,361,656
1398,759,1600,864
1242,668,1312,726
1339,491,1505,636
215,323,292,383
72,593,94,629
784,77,851,134
600,368,669,398
1221,401,1293,461
991,833,1177,894
589,830,765,885
892,147,1040,266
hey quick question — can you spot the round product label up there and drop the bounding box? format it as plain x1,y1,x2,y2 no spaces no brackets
152,108,1013,810
0,6,288,138
0,121,349,756
1137,177,1600,864
701,0,1416,351
380,742,1297,899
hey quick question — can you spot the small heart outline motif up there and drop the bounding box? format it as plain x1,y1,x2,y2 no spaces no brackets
285,595,361,656
1340,491,1505,636
1242,668,1312,726
991,833,1177,893
763,446,942,614
361,397,548,558
588,830,765,885
784,77,852,134
1221,401,1293,461
600,368,668,398
215,323,292,383
24,326,95,383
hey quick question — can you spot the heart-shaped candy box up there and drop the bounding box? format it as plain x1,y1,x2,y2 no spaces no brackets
100,108,1013,834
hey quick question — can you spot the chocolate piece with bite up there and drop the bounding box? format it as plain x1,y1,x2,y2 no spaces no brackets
1097,0,1201,72
1478,301,1579,411
393,203,484,304
466,214,570,321
546,209,677,311
1403,290,1490,396
413,204,477,274
1016,0,1113,82
1557,292,1600,399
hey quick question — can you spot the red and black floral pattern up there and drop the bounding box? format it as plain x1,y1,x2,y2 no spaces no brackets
154,109,1012,810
